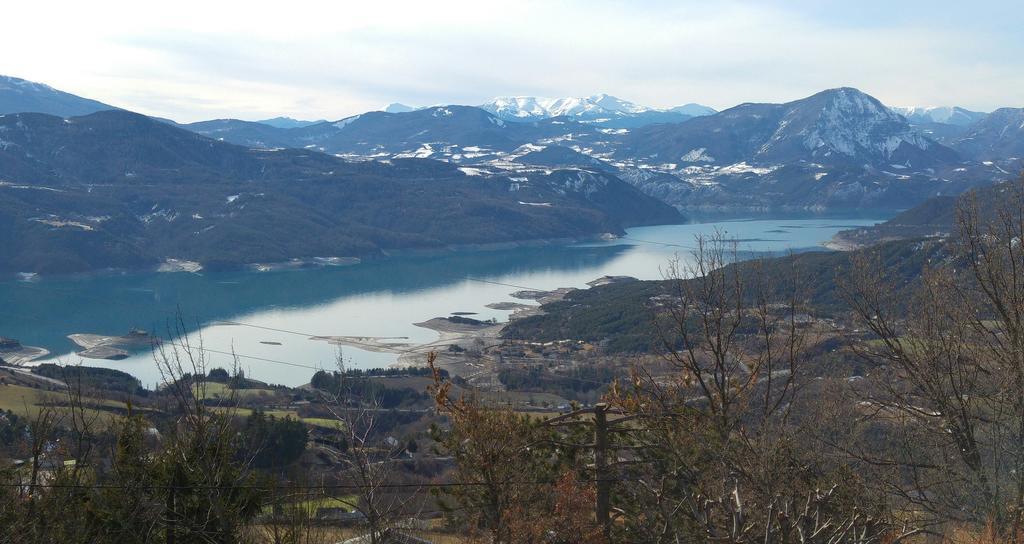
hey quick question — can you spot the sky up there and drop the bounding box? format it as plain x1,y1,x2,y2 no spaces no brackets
2,0,1022,122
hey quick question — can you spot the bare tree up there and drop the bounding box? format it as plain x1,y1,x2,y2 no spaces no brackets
427,353,597,543
151,315,261,543
842,182,1024,540
257,481,330,544
606,232,892,543
316,349,423,544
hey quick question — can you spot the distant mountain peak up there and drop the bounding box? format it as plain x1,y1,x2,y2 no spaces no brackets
383,103,417,113
0,75,57,93
889,105,987,126
778,87,934,161
478,94,715,128
816,87,901,119
582,93,651,115
951,106,1024,160
255,116,325,129
626,87,954,171
668,103,717,117
0,74,114,117
480,94,655,119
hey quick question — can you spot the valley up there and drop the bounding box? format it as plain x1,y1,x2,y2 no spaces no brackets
2,67,1024,543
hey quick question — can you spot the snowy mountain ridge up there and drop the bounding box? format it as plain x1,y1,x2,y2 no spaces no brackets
479,94,716,121
890,105,987,126
801,88,932,160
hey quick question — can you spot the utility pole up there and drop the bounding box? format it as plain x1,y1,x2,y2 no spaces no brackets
594,402,611,539
545,403,616,539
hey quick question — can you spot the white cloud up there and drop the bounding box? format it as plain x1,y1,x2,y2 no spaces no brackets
1,0,1022,121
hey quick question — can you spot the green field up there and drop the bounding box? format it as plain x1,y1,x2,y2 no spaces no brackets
261,495,359,515
211,406,343,430
193,382,277,400
0,383,127,426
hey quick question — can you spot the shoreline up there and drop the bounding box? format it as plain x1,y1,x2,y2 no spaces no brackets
0,208,901,282
821,234,863,252
264,286,574,380
0,344,50,366
0,233,621,282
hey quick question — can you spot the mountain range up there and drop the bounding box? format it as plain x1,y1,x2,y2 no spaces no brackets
173,90,1020,210
2,75,1024,274
476,94,717,128
890,106,987,126
0,109,679,275
950,107,1024,161
377,95,717,128
621,88,953,167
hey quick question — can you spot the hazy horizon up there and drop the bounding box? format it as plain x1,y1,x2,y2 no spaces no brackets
3,0,1022,122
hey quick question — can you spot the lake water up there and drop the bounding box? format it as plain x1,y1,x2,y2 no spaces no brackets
0,212,889,388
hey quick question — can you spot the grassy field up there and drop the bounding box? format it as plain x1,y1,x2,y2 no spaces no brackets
193,382,278,400
479,390,570,408
298,417,344,429
0,383,127,426
260,494,359,515
0,384,50,415
211,406,298,419
210,406,343,430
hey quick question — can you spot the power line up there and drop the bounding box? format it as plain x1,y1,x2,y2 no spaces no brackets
211,320,423,356
208,321,617,388
618,236,698,250
464,277,551,291
159,341,325,372
0,477,638,492
16,266,637,386
215,318,627,388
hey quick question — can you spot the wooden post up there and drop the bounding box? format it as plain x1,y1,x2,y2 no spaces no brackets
166,464,179,544
594,402,611,538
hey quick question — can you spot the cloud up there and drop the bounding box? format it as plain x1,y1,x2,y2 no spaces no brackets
1,0,1021,121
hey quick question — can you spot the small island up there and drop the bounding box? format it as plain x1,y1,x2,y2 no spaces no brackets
68,329,161,360
0,336,50,365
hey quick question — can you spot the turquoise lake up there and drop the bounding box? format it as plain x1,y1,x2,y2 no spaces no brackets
0,212,890,388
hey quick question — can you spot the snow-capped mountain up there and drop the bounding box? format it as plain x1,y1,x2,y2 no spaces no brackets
1,74,1017,214
478,94,716,128
761,87,946,165
890,106,987,126
480,94,650,120
0,75,114,117
951,107,1024,160
622,87,954,168
606,87,1002,210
